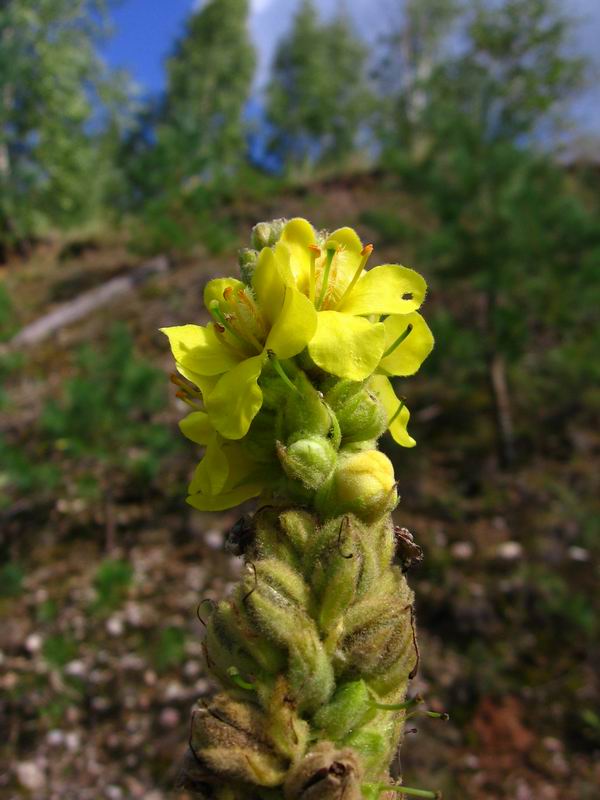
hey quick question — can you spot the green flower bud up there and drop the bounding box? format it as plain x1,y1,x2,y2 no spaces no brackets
325,380,387,444
251,218,286,250
282,370,337,443
277,436,337,490
313,680,374,742
238,247,259,284
190,694,287,787
318,450,397,523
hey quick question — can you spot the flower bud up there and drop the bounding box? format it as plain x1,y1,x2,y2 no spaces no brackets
238,247,259,284
318,450,397,523
251,218,286,250
284,742,364,800
325,380,387,444
277,436,337,490
313,680,374,742
190,694,288,787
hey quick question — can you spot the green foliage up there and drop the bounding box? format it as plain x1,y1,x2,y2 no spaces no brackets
41,324,176,478
92,558,134,613
374,0,598,455
42,633,78,669
152,626,186,672
0,283,17,341
266,0,372,171
0,561,25,598
0,0,131,250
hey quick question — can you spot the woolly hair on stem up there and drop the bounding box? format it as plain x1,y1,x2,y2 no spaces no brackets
162,218,438,799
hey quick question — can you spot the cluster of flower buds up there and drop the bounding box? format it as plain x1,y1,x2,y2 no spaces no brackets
166,220,439,800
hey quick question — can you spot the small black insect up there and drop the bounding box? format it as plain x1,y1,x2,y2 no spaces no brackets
225,515,255,556
393,526,424,572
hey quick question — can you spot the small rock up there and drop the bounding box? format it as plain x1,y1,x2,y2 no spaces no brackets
451,541,473,560
65,731,81,751
65,659,86,677
496,541,523,560
106,616,124,636
25,633,43,653
16,761,45,791
204,529,223,550
568,546,589,562
159,707,180,728
47,730,65,747
183,660,200,679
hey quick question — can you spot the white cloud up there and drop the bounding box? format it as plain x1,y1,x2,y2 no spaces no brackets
251,0,273,12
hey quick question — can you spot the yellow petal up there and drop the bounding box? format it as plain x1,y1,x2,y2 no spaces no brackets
325,226,363,253
179,411,213,445
186,482,263,512
252,248,289,325
265,287,317,359
188,434,229,495
203,277,245,311
205,354,265,439
337,265,427,316
370,375,416,447
308,311,385,380
279,218,317,285
379,311,435,376
176,367,219,398
161,324,239,376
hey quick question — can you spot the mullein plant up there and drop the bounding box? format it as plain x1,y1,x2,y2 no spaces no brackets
163,219,441,800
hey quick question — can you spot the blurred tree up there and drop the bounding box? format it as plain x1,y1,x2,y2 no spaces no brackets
159,0,255,181
266,0,372,173
376,0,590,465
118,0,255,254
0,0,129,257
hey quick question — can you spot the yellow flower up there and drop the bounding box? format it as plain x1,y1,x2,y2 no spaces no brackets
179,410,266,511
161,255,317,440
265,218,430,381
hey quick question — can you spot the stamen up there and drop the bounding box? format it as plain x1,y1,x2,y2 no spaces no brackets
316,247,337,310
407,709,450,721
370,694,424,712
335,243,373,309
388,397,407,428
175,391,203,410
383,323,413,359
210,301,262,354
364,784,441,799
226,666,255,692
268,351,299,394
308,244,320,304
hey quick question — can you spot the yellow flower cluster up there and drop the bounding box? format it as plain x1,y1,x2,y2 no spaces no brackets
162,218,433,511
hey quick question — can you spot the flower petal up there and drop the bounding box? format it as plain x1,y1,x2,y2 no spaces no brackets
252,247,289,325
188,434,229,495
176,366,219,398
337,265,427,316
266,287,317,359
179,411,213,445
379,311,435,376
278,218,317,284
203,277,246,311
205,354,265,439
186,482,263,512
309,311,385,380
161,324,239,376
325,227,363,253
370,375,416,447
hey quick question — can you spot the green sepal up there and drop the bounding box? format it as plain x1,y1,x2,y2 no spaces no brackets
312,680,375,742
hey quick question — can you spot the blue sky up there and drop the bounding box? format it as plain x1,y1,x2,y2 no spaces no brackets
101,0,600,135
